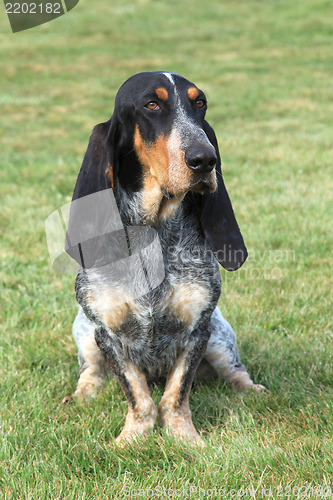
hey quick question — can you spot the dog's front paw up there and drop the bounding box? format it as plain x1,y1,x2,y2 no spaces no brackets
159,403,206,447
115,405,157,446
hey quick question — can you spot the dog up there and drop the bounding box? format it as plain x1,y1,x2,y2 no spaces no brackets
64,71,266,445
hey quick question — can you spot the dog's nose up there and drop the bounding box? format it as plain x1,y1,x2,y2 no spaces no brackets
185,147,217,173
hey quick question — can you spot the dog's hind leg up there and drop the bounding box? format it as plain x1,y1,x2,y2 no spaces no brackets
63,307,107,403
199,307,268,393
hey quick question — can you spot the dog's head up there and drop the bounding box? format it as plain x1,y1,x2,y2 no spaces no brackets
68,71,247,270
112,72,217,197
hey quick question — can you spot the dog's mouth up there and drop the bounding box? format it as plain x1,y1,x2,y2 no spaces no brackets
190,173,217,195
162,173,217,198
142,173,217,226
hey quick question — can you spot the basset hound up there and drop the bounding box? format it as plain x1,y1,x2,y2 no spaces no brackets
64,71,266,446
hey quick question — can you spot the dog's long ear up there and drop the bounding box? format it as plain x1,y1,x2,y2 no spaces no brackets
65,116,124,268
198,121,248,271
71,118,115,201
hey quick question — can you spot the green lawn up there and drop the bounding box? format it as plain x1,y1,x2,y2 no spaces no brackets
1,0,332,497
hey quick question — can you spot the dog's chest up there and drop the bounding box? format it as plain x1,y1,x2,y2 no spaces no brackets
82,250,217,333
76,211,221,373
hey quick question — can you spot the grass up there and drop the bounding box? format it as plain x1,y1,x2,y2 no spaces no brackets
1,0,333,497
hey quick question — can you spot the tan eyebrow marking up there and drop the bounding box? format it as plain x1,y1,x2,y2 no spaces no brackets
155,87,168,101
187,87,200,100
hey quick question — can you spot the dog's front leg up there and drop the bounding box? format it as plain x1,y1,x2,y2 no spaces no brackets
158,327,210,446
95,327,157,445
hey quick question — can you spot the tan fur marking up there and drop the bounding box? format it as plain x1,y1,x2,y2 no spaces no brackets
204,347,234,380
73,335,106,401
205,346,268,393
133,125,188,222
158,194,185,222
141,174,164,221
159,353,204,446
227,370,269,394
105,164,114,189
104,304,131,331
133,124,217,222
155,87,168,101
168,283,209,327
117,361,157,444
134,125,170,185
87,289,131,331
73,367,105,401
228,370,255,391
187,87,200,100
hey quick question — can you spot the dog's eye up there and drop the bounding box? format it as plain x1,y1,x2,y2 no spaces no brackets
146,101,160,110
196,99,206,108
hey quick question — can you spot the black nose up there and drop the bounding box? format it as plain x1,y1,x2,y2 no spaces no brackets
185,147,217,173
